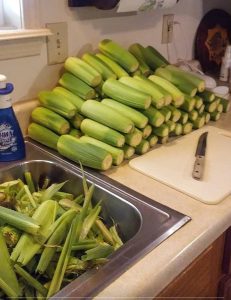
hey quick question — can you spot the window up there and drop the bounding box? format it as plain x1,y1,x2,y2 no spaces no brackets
0,0,51,59
0,0,22,30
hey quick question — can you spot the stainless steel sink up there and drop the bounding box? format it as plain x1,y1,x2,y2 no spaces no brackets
0,140,190,299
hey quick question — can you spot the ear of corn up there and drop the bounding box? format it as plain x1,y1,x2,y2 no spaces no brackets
120,76,165,109
173,123,183,136
38,90,77,119
101,98,148,129
31,107,70,135
141,124,153,139
28,123,60,151
135,139,150,155
166,120,176,132
167,105,182,123
128,43,151,76
121,144,135,159
64,57,102,87
124,128,143,147
198,90,215,102
95,53,129,78
80,118,125,147
180,94,196,112
165,65,205,92
59,72,96,100
155,67,198,97
99,39,139,73
148,74,184,107
147,134,158,147
80,135,124,166
80,100,134,134
57,134,113,171
53,86,85,111
143,46,169,70
102,78,151,110
140,106,165,127
82,53,117,80
152,124,169,137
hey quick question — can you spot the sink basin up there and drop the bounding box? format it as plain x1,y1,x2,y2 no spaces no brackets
0,140,190,299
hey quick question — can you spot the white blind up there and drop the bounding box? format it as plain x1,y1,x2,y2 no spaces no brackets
0,0,5,27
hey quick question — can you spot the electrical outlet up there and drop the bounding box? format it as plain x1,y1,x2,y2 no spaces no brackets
162,14,174,44
46,22,68,65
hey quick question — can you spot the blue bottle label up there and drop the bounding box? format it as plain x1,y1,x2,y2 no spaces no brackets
0,122,18,153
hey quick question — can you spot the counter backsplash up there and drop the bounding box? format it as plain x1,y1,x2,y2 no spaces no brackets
13,99,39,136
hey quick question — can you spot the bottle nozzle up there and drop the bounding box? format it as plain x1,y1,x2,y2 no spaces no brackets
0,74,7,89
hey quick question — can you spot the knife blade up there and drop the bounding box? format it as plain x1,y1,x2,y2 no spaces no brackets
192,131,208,180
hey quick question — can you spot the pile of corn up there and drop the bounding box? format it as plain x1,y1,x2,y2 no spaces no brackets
28,39,230,171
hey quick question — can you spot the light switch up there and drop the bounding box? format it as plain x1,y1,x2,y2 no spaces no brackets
46,22,68,65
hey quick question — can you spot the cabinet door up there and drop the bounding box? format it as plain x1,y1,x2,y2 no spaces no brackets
157,234,225,300
222,227,231,274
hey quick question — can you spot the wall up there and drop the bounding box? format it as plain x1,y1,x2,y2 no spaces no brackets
0,0,229,103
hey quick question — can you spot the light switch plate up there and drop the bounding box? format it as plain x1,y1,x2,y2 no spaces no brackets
162,14,174,44
46,22,68,65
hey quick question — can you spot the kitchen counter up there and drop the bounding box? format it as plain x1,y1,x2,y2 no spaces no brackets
14,99,231,299
97,111,231,298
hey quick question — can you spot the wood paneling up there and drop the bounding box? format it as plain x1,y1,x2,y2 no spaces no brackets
157,233,225,300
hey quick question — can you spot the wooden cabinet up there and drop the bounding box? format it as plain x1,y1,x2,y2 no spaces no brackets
157,233,226,300
217,227,231,300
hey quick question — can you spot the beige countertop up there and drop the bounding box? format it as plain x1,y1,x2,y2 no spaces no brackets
14,99,231,299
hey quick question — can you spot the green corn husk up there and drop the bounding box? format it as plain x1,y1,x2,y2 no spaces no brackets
14,264,48,297
1,225,21,248
0,232,20,299
95,219,114,245
0,206,40,235
24,172,36,194
36,209,77,274
11,200,58,266
39,181,67,203
79,203,101,240
110,225,123,249
81,243,114,261
47,215,79,298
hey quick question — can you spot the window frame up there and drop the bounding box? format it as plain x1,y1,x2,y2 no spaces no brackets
0,0,51,60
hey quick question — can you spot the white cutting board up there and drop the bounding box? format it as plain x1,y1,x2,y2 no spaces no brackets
129,126,231,204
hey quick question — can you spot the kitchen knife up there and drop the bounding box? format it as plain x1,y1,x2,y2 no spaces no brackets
192,131,208,180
